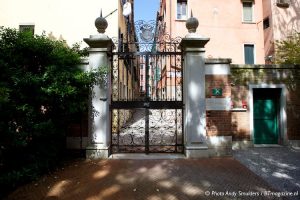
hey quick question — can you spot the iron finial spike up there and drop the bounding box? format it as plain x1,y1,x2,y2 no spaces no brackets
191,10,193,18
100,9,103,18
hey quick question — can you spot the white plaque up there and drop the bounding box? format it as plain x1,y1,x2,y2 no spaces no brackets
206,98,231,111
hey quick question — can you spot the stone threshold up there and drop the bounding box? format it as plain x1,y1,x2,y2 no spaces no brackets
253,144,284,148
109,153,186,160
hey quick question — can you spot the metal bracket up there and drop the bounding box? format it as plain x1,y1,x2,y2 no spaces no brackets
100,98,107,101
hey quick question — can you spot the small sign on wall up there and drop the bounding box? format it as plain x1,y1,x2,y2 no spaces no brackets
212,88,222,96
205,75,231,98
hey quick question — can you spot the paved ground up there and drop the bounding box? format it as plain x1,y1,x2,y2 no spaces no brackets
233,147,300,200
112,109,182,146
5,157,286,200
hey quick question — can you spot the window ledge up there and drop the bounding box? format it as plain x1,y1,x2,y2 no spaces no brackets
276,3,289,8
231,108,247,112
242,21,256,24
175,19,187,22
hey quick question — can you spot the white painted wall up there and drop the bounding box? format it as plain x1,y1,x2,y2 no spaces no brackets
0,0,119,46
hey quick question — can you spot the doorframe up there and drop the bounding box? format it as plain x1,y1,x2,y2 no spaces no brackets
249,84,287,145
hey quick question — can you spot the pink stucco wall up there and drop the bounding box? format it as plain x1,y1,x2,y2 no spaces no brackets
264,0,300,59
271,0,300,41
262,0,274,59
160,0,265,64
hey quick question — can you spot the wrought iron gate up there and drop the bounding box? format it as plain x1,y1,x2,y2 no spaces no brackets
110,21,183,153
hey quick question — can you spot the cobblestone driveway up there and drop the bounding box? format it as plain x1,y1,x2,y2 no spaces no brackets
233,147,300,200
5,158,287,200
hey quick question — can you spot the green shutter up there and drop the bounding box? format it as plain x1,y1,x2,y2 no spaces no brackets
244,44,254,64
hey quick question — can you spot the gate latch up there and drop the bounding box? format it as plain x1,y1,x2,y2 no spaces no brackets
143,102,150,108
99,97,107,101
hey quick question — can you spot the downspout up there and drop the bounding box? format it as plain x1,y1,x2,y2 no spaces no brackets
170,0,172,37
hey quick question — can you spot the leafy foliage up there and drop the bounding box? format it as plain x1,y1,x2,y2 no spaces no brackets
275,32,300,64
71,42,89,57
0,27,95,197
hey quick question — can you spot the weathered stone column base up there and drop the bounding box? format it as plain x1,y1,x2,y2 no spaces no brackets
288,140,300,149
86,144,110,159
207,136,232,156
232,140,254,150
185,145,209,158
185,136,233,158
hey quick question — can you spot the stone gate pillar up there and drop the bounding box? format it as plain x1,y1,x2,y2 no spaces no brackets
84,13,113,159
180,14,210,158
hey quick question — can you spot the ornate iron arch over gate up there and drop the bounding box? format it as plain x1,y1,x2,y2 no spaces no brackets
110,20,183,153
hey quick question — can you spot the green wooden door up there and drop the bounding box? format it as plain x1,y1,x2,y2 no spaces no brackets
254,99,278,144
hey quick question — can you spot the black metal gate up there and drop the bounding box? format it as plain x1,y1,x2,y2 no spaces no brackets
110,21,183,153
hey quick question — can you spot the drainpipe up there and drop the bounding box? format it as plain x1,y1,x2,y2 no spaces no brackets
170,0,172,37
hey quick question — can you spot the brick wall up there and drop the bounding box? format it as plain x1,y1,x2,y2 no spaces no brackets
206,111,232,136
287,92,300,140
205,75,231,98
205,70,232,136
231,111,250,140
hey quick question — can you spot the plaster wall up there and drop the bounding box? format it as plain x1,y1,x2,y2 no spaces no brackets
160,0,265,64
263,0,300,59
270,0,300,41
262,0,274,58
0,0,119,46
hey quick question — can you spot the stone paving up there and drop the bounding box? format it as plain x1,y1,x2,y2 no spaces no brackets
5,157,286,200
112,109,183,153
115,109,182,145
233,147,300,200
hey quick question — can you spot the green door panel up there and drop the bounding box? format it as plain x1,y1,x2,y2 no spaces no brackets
254,99,278,144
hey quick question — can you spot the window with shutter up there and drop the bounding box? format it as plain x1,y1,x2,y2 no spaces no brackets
177,0,187,20
243,2,253,22
244,44,255,64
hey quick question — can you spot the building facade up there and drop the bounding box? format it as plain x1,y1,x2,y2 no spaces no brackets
155,0,300,155
158,0,265,64
263,0,300,63
158,0,300,65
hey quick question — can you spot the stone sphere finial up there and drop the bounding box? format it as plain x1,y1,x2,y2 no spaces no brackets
186,10,199,33
95,9,108,33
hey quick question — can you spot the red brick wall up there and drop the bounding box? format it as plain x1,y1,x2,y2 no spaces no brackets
287,92,300,140
205,75,231,98
231,85,250,140
231,111,250,140
205,74,232,136
206,111,232,136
